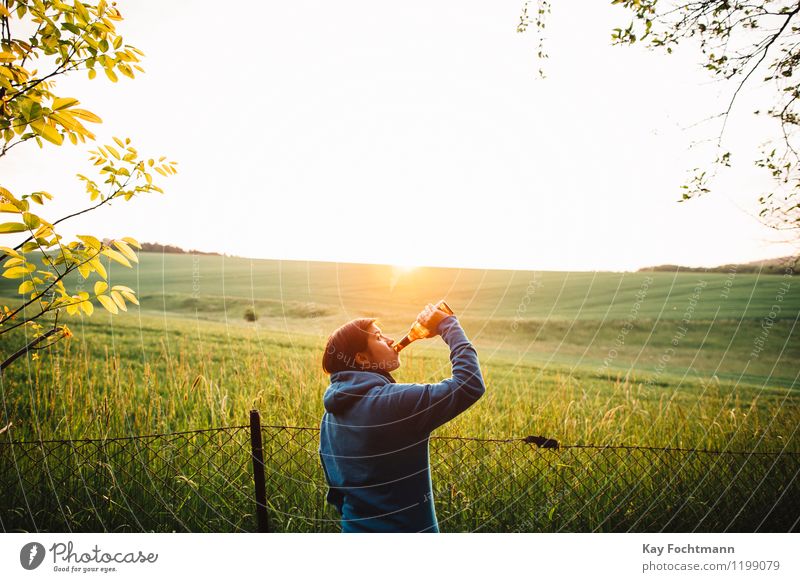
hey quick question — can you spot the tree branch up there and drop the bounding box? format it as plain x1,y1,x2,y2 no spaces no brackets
0,172,134,264
0,325,62,374
717,3,800,147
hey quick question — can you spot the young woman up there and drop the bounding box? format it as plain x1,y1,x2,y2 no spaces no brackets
318,303,486,532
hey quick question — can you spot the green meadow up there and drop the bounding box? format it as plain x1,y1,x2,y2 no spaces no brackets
1,252,797,445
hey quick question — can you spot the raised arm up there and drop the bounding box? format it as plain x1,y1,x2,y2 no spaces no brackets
396,315,486,435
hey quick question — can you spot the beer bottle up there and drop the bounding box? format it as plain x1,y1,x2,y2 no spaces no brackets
393,300,454,353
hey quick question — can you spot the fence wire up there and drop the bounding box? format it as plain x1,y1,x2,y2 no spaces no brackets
1,427,253,533
2,421,798,532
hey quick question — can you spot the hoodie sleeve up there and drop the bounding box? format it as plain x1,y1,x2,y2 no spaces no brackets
395,316,486,435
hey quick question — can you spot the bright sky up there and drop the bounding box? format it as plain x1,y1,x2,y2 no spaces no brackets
4,0,798,272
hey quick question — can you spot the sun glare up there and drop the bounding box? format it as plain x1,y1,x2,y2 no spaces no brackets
388,263,419,291
391,264,418,274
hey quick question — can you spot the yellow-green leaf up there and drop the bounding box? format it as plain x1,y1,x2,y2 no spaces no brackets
112,239,137,263
94,281,108,296
52,97,80,111
0,222,28,233
102,248,131,268
121,291,138,305
90,257,107,279
121,236,141,249
110,290,127,311
18,280,34,294
30,120,63,145
3,267,28,279
0,246,22,258
97,294,118,314
75,1,90,23
81,300,94,316
69,109,102,123
77,235,102,250
22,212,40,229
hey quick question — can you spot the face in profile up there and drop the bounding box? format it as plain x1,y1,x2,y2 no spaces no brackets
355,322,400,373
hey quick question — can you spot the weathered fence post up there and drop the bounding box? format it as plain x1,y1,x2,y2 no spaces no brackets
249,409,270,532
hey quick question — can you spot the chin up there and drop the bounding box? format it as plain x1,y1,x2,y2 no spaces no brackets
387,359,401,372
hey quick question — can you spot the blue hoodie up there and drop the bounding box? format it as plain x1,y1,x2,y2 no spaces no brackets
318,315,486,533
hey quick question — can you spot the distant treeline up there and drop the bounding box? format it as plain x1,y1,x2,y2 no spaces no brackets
637,256,798,276
139,242,222,256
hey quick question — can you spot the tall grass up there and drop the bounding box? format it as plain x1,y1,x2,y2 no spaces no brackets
1,311,797,452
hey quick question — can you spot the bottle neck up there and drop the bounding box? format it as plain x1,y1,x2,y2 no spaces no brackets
393,335,413,353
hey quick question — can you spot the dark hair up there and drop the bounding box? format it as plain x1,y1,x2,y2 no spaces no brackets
322,318,376,374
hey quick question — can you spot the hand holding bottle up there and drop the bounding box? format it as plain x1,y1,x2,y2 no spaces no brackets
416,303,452,337
393,300,455,353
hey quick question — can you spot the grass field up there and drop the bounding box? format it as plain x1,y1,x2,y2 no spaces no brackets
1,252,797,443
1,253,798,532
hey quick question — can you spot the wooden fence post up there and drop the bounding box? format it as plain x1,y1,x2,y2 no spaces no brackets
249,409,270,532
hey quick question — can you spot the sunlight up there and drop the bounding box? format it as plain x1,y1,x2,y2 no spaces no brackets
391,263,418,274
389,263,419,292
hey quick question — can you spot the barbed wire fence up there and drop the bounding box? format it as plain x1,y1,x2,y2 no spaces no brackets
1,410,798,533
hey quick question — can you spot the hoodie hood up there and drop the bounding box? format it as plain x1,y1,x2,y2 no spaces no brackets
323,369,394,414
